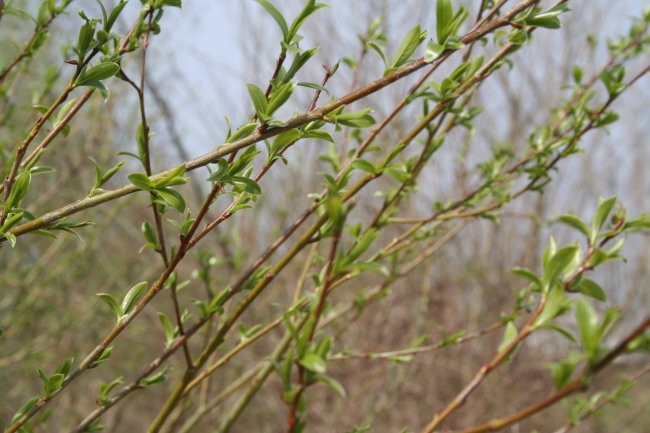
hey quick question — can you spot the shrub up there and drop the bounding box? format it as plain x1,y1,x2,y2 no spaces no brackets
1,1,649,432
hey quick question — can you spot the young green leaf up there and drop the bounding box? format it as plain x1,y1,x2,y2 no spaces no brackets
544,246,578,285
97,293,122,322
351,159,380,176
99,377,123,405
557,214,590,239
497,321,518,355
255,0,288,38
533,285,569,327
538,323,576,343
140,367,168,387
230,176,262,195
207,159,229,182
267,82,296,115
120,281,147,316
297,81,329,95
549,359,576,389
105,1,127,32
77,21,95,61
227,122,257,143
157,312,176,347
315,374,346,397
299,351,327,373
591,196,617,239
128,173,153,191
425,41,445,63
74,62,120,88
92,346,113,367
390,25,427,70
284,48,319,83
6,171,31,210
247,83,269,120
141,221,158,248
576,279,607,302
55,358,74,377
44,373,64,397
328,108,376,128
272,129,303,152
511,267,541,286
436,0,453,43
287,0,329,44
575,299,600,359
160,0,182,8
154,188,186,212
11,397,39,424
302,129,334,143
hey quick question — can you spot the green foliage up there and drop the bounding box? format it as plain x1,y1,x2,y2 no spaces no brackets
1,1,649,433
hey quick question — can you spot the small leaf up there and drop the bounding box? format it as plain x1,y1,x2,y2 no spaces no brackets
247,84,268,119
160,0,182,8
367,41,389,69
436,0,453,43
207,159,229,182
534,285,568,327
93,346,113,367
576,279,607,302
549,360,575,389
99,376,123,404
511,267,541,286
74,62,119,88
538,323,576,343
97,293,122,322
441,330,466,347
153,164,187,189
227,122,257,143
324,195,346,231
128,173,152,191
287,0,329,43
544,246,578,285
296,81,329,95
55,358,74,377
497,321,518,354
158,312,176,346
230,176,262,195
121,281,147,315
140,367,168,387
351,159,379,176
255,0,288,38
315,374,346,397
272,129,303,151
329,108,376,128
6,171,31,210
106,1,127,32
425,41,445,63
227,146,260,176
44,373,64,397
141,221,158,246
524,14,561,29
77,22,95,60
299,351,327,373
557,214,590,239
155,188,186,212
591,196,617,238
284,48,319,83
576,299,599,358
267,82,296,115
11,397,39,423
302,129,334,143
390,25,427,69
